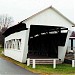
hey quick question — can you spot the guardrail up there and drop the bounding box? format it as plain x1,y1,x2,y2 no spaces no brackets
27,58,60,69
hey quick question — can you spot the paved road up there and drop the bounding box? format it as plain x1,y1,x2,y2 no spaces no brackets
0,58,39,75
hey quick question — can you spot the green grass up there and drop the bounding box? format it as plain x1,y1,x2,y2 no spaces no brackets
0,47,3,55
0,48,75,75
27,64,75,75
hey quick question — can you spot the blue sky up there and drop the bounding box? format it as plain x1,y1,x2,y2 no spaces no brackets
0,0,74,25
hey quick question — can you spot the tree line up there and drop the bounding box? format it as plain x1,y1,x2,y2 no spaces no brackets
0,14,14,47
0,26,7,47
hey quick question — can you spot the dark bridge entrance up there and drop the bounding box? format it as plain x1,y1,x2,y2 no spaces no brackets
28,25,68,58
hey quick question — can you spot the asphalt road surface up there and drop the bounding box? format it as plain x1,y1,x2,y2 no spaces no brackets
0,58,39,75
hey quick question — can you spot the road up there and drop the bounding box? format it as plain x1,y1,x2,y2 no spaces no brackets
0,58,39,75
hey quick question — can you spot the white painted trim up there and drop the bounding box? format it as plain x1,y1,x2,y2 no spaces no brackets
53,59,56,69
72,60,75,67
29,59,59,60
32,59,36,68
69,37,75,39
27,58,30,66
27,58,59,68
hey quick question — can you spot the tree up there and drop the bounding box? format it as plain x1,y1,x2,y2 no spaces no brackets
0,14,14,47
0,26,7,47
0,14,14,29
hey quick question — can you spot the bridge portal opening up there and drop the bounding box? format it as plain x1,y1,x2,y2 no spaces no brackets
28,25,68,58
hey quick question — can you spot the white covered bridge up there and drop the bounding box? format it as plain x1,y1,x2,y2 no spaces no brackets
3,6,75,63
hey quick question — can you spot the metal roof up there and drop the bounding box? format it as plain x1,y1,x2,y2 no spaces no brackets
3,22,27,37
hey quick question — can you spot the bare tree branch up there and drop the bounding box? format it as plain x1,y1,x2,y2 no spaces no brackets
0,14,14,29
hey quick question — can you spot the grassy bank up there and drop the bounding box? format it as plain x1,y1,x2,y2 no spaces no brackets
0,47,3,55
0,48,75,75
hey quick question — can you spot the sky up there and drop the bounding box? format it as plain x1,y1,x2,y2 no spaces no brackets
0,0,74,26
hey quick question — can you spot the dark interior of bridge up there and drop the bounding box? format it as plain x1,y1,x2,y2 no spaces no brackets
28,25,68,58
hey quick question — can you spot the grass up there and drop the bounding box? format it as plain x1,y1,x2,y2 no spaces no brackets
0,48,75,75
0,47,3,54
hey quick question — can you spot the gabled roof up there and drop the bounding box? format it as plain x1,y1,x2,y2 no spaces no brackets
21,6,75,26
3,6,75,37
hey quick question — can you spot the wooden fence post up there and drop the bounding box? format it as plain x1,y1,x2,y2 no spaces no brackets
72,60,75,67
53,59,56,69
27,58,30,66
32,59,35,68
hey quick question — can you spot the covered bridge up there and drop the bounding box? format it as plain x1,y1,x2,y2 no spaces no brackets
3,6,74,63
